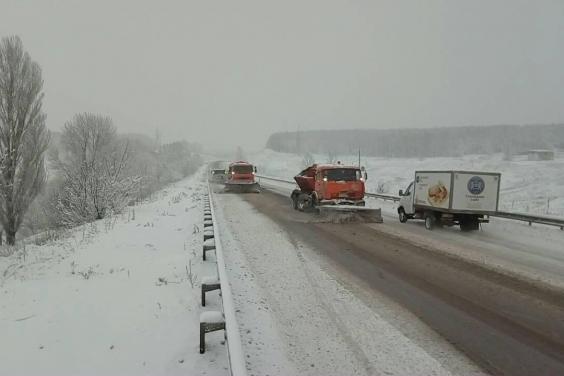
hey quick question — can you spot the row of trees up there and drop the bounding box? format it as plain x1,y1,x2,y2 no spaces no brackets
266,124,564,158
0,36,202,246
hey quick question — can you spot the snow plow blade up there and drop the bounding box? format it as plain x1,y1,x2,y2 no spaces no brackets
316,205,383,224
224,182,261,193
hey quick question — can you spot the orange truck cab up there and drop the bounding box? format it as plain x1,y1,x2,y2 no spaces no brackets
224,161,260,192
292,164,367,209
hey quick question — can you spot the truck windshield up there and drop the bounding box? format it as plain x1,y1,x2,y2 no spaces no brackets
232,165,253,174
325,169,360,181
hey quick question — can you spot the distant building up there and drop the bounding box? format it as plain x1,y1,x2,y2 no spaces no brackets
527,149,554,161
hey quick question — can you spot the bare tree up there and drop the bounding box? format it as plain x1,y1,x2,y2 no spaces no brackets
53,113,139,227
0,36,49,245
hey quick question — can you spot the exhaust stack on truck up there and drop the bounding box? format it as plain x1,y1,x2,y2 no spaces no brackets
397,171,501,231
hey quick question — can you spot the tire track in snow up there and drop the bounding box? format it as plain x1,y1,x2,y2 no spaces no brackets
285,233,377,375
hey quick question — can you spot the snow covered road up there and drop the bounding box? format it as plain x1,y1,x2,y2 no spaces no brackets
214,187,564,376
213,188,485,376
258,177,564,290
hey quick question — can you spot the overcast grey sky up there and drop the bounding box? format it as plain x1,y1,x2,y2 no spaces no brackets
1,0,563,150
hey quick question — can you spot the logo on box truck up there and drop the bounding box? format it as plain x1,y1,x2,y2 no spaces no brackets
467,176,485,195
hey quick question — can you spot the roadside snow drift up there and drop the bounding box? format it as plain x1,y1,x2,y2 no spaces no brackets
0,170,228,376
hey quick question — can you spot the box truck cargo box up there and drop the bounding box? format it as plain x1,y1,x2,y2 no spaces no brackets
413,171,500,213
398,171,501,231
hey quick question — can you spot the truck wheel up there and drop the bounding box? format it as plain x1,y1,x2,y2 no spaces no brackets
292,195,298,210
424,213,435,230
311,194,318,209
297,198,307,212
398,208,408,223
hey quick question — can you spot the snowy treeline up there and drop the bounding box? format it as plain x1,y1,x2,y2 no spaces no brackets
266,124,564,158
0,35,202,247
22,122,202,238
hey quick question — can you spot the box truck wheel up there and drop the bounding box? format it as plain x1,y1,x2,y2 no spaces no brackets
398,208,408,223
424,212,435,230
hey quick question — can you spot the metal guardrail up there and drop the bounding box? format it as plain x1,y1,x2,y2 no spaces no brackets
256,175,295,185
365,192,400,202
206,186,248,376
492,211,564,230
256,175,292,185
257,175,564,230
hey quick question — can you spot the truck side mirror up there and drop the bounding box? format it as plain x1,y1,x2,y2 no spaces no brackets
399,189,403,196
254,166,257,172
363,172,368,181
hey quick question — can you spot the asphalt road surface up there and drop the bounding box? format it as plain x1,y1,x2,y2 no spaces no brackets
239,189,564,376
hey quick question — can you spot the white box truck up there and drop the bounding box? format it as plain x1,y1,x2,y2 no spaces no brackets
397,171,501,231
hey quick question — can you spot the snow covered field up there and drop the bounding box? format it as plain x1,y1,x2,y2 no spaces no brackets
0,169,227,376
251,149,564,217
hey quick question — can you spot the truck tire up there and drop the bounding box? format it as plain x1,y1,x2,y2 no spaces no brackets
424,212,435,230
291,190,301,210
297,195,310,212
292,195,298,210
311,193,318,208
398,208,408,223
297,199,306,211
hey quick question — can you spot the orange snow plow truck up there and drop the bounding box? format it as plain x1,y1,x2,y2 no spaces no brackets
224,161,260,193
290,164,382,223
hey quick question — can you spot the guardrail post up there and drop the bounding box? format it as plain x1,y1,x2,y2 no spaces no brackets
201,276,221,307
204,228,214,241
200,311,225,354
202,239,216,261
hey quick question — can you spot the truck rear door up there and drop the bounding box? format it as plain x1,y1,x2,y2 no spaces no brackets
451,172,500,212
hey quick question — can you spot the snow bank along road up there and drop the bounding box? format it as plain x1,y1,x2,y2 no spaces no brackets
0,170,229,376
214,187,564,376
